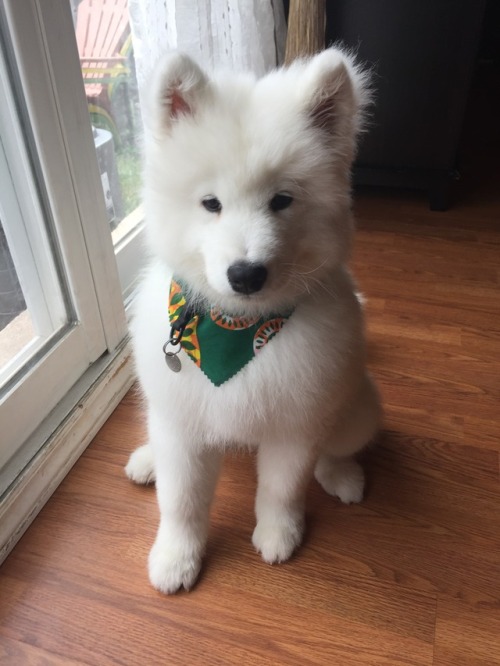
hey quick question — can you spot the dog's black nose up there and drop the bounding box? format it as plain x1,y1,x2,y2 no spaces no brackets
227,261,268,294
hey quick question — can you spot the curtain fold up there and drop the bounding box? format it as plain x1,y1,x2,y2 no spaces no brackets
129,0,286,91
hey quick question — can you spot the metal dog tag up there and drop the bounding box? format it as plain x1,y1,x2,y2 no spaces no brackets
165,351,182,372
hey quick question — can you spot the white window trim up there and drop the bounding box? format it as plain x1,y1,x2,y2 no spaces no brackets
0,128,65,337
112,206,147,302
0,341,135,565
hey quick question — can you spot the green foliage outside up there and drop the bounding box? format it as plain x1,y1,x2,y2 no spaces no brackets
116,145,142,216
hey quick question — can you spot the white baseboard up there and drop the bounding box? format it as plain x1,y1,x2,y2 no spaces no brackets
0,342,136,564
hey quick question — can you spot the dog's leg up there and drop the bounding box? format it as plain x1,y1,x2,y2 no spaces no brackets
315,374,381,504
252,438,316,564
125,443,156,484
147,410,222,594
314,455,365,504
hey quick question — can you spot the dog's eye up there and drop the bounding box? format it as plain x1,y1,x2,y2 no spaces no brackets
202,196,222,213
270,193,293,212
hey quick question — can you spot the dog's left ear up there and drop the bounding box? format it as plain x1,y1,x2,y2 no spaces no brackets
148,52,210,136
299,48,370,143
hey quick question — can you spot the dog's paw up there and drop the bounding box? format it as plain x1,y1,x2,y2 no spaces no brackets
252,518,304,564
125,444,156,485
314,456,364,504
148,540,202,594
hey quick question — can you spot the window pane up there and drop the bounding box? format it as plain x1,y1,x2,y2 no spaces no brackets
0,221,27,331
71,0,143,239
0,221,35,369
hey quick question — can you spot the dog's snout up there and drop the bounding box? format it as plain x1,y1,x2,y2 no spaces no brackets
227,261,268,295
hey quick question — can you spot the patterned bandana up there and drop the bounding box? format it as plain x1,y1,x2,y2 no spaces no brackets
168,278,293,386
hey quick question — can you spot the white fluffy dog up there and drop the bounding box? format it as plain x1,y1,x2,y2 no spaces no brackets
125,48,381,594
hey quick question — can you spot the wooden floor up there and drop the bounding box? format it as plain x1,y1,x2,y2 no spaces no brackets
2,88,500,666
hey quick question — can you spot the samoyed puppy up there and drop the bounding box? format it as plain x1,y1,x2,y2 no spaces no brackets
125,48,381,594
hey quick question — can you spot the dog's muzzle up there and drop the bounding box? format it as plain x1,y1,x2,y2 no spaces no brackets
227,261,267,295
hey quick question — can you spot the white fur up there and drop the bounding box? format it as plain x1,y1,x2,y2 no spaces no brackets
126,49,381,594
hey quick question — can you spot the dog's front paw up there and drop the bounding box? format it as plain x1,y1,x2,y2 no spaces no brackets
125,444,156,485
252,518,304,564
148,539,202,594
314,456,364,504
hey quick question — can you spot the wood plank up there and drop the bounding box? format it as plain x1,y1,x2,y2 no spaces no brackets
0,636,90,666
433,596,500,666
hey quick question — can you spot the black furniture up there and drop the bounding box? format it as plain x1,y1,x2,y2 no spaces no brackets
323,0,487,210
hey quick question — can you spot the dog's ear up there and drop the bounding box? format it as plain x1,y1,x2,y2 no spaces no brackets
148,52,210,135
299,48,370,142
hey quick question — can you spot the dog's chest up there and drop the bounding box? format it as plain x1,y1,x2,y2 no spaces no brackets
161,327,312,445
133,266,360,446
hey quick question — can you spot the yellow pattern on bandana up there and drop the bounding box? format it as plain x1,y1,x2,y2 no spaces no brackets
168,280,201,367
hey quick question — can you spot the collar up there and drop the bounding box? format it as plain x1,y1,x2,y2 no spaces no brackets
167,277,294,386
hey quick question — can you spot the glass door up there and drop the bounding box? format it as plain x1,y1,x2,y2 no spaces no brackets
0,0,127,490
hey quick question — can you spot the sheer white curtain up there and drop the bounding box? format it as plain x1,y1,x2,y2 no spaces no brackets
128,0,287,91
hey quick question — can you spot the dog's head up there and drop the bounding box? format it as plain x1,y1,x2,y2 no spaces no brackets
143,49,370,316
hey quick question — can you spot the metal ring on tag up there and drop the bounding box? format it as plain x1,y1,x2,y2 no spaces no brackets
162,340,182,373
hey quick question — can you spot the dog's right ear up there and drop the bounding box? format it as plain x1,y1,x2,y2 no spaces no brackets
148,53,210,135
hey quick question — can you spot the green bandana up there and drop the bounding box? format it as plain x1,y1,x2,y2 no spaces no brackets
168,278,293,386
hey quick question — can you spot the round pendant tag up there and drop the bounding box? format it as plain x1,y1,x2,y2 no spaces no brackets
165,352,182,372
